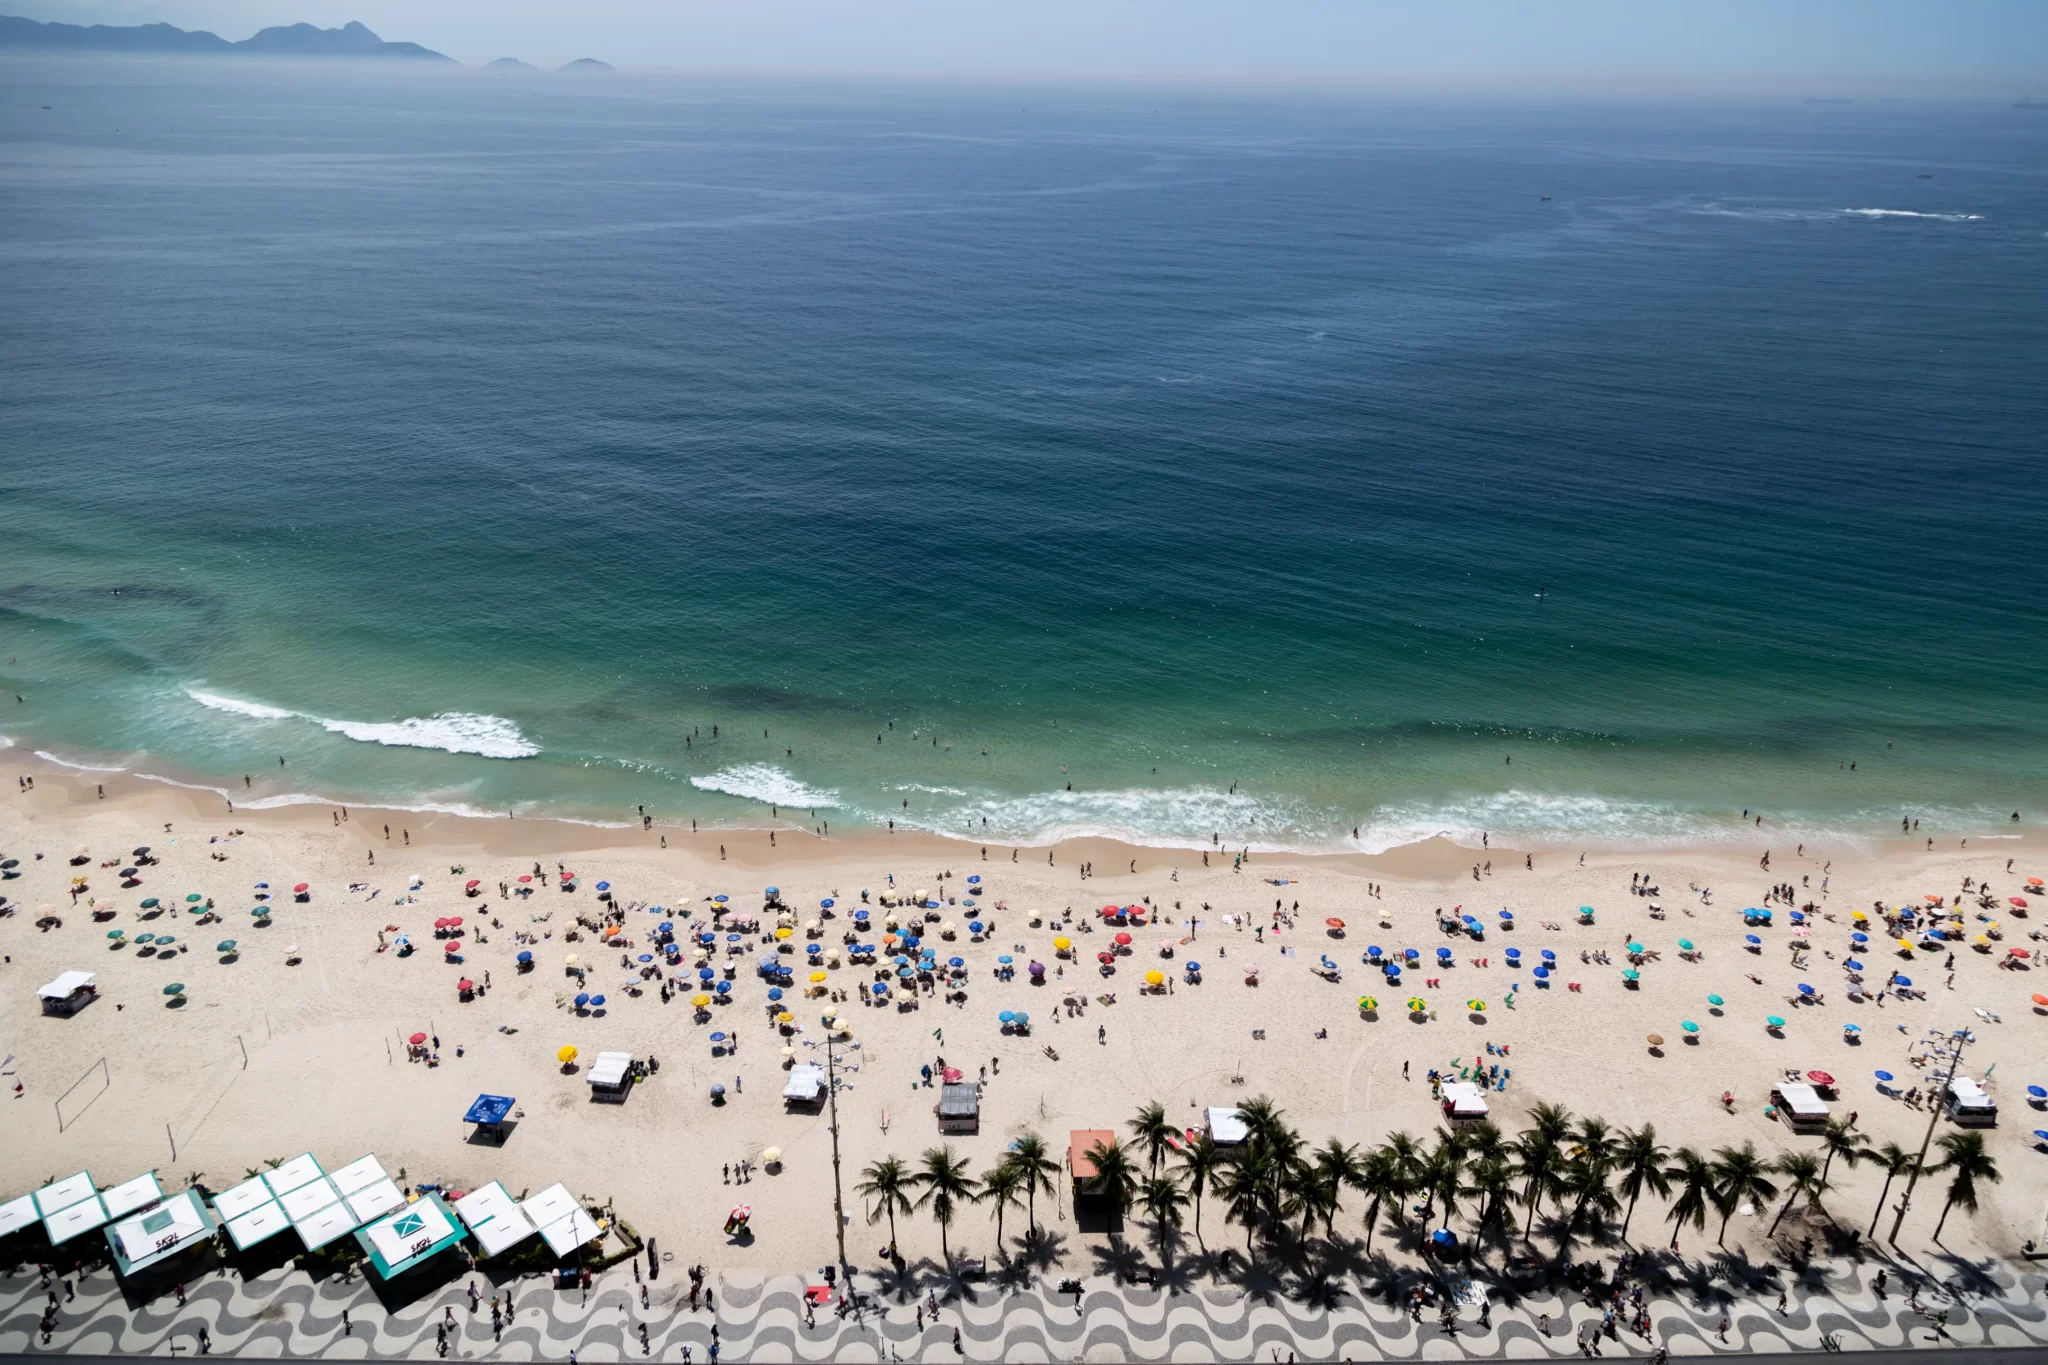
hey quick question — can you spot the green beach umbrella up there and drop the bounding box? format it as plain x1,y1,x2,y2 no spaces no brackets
252,906,271,917
155,935,175,946
163,983,185,996
216,940,237,952
106,929,126,940
1678,939,1694,950
1766,1015,1786,1028
140,898,159,909
1623,968,1641,981
185,893,203,903
1707,993,1724,1006
135,933,155,944
1680,1020,1700,1033
1627,941,1644,953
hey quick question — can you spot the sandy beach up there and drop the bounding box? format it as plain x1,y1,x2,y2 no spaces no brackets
4,749,2044,1285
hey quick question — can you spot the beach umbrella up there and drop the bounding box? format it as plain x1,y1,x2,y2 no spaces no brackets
1647,1033,1664,1046
709,1031,727,1043
1114,931,1132,946
1623,969,1640,982
1626,941,1644,954
1766,1015,1786,1029
870,983,887,995
574,992,590,1007
948,956,965,968
465,880,481,892
1851,931,1869,943
2033,994,2048,1007
1532,966,1549,979
1467,999,1486,1011
1707,994,1724,1006
2030,1085,2048,1099
1680,1020,1699,1033
692,993,711,1008
809,970,828,983
164,983,185,996
1499,909,1513,920
1436,947,1453,960
1845,959,1864,971
1678,939,1693,951
517,950,533,963
1895,975,1912,987
999,1010,1015,1024
764,886,778,897
1404,949,1419,962
1054,936,1072,952
1540,949,1556,961
216,940,237,952
1745,934,1761,946
184,892,203,903
1028,961,1046,977
713,894,728,903
1808,1070,1836,1086
1366,945,1382,959
1406,997,1427,1012
1844,1023,1861,1034
1145,970,1165,986
1896,938,1914,952
767,986,786,1001
698,967,715,981
1798,983,1816,996
1359,996,1378,1011
1875,1070,1894,1082
775,1011,793,1023
140,897,159,909
293,883,308,894
156,934,176,945
107,928,126,940
638,953,655,964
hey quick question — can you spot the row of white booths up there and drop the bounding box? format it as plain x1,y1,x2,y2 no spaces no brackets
0,1152,602,1285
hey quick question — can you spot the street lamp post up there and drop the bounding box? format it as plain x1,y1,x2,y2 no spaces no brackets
1889,1025,1969,1244
826,1029,850,1277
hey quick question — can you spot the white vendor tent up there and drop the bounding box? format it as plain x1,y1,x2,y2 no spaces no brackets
1204,1106,1249,1144
100,1172,165,1220
784,1063,826,1102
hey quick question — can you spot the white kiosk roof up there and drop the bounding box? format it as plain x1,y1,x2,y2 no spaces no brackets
0,1194,40,1238
35,1172,97,1216
280,1177,342,1223
783,1063,826,1100
538,1208,602,1257
262,1154,324,1198
587,1052,633,1087
38,970,96,999
1777,1083,1829,1117
1205,1106,1249,1144
45,1196,110,1244
346,1179,407,1225
213,1176,278,1223
100,1172,166,1220
455,1181,517,1230
226,1201,293,1251
329,1155,389,1199
109,1193,207,1264
471,1207,537,1258
1442,1082,1490,1115
520,1183,577,1229
295,1200,361,1252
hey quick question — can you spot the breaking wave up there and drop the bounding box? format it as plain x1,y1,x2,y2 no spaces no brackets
1843,208,1984,222
690,763,840,809
186,689,538,759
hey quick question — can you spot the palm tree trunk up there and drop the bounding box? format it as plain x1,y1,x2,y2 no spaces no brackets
1868,1173,1895,1237
1768,1192,1798,1236
1192,1185,1204,1246
1026,1187,1037,1238
1716,1208,1733,1246
1524,1186,1540,1237
1932,1195,1955,1244
1363,1197,1379,1254
887,1206,898,1251
939,1215,951,1264
1620,1189,1639,1243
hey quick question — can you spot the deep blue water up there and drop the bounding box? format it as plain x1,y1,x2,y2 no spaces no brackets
3,63,2044,849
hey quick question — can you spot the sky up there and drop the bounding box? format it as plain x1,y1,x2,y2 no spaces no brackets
11,0,2048,87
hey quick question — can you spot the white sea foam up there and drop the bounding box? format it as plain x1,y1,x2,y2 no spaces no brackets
185,688,538,759
187,690,294,721
1843,208,1984,222
33,750,128,773
889,783,969,797
691,764,840,808
892,785,1337,853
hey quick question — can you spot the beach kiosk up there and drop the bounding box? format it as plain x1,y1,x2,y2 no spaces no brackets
520,1183,602,1264
37,970,98,1017
1771,1082,1831,1133
587,1053,635,1103
1067,1130,1117,1189
34,1172,107,1247
1440,1082,1491,1126
1945,1077,1999,1127
936,1082,980,1135
106,1189,215,1281
783,1063,827,1109
463,1093,518,1143
1204,1106,1250,1146
455,1180,537,1260
355,1193,465,1282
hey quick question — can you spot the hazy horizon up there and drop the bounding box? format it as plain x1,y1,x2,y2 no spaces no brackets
6,0,2047,90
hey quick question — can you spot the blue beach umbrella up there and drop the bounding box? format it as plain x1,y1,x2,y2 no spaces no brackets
1366,946,1382,959
1404,949,1419,962
871,983,887,995
967,876,980,884
1745,934,1761,945
698,967,715,981
968,921,984,934
2028,1085,2047,1099
1184,963,1200,974
590,995,605,1007
709,1031,727,1042
1895,976,1913,987
596,881,610,891
997,955,1013,964
1000,1010,1015,1023
1540,949,1556,961
659,921,674,933
700,933,715,945
821,898,835,908
715,981,730,995
1845,959,1864,971
713,894,728,903
639,954,654,963
1875,1070,1894,1082
1798,983,1816,995
948,956,965,968
767,987,784,1001
1533,966,1550,979
575,993,590,1007
854,909,870,921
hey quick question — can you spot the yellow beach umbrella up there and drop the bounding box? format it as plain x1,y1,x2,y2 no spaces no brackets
774,926,792,940
1359,995,1378,1011
1466,999,1486,1012
776,1010,794,1024
1407,997,1427,1012
557,1044,578,1064
809,970,829,983
692,993,711,1008
1896,938,1914,952
1053,936,1072,952
1144,969,1164,985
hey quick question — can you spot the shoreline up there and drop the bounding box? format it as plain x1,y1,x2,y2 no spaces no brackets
8,730,2035,866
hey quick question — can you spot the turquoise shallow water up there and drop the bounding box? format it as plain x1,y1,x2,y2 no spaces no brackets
2,65,2045,849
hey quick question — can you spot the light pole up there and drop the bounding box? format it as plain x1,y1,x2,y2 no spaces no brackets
1889,1025,1969,1244
825,1028,850,1278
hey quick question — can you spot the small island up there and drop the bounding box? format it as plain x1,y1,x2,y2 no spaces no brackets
559,57,615,74
485,57,537,72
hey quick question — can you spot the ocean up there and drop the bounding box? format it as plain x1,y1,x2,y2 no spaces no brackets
3,62,2044,852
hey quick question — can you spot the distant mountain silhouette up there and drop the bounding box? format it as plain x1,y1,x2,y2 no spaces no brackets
559,57,614,73
485,57,537,73
0,14,450,59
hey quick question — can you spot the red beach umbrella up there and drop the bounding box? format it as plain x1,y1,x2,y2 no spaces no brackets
293,882,309,894
408,1032,427,1045
1114,932,1132,946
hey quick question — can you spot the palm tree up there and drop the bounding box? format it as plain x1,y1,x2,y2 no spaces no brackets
1128,1101,1176,1180
1085,1137,1141,1243
1174,1132,1222,1246
1561,1154,1619,1234
1664,1147,1715,1249
1468,1154,1518,1231
1356,1141,1410,1254
1768,1151,1827,1236
1865,1141,1917,1238
1419,1134,1467,1226
1006,1132,1061,1238
1527,1101,1577,1148
856,1155,915,1253
1308,1139,1364,1238
912,1145,981,1265
977,1159,1026,1251
1816,1116,1867,1186
1709,1142,1778,1247
1219,1149,1271,1253
1138,1173,1188,1267
1512,1129,1567,1237
1928,1131,2001,1244
1564,1116,1617,1229
1613,1124,1671,1244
